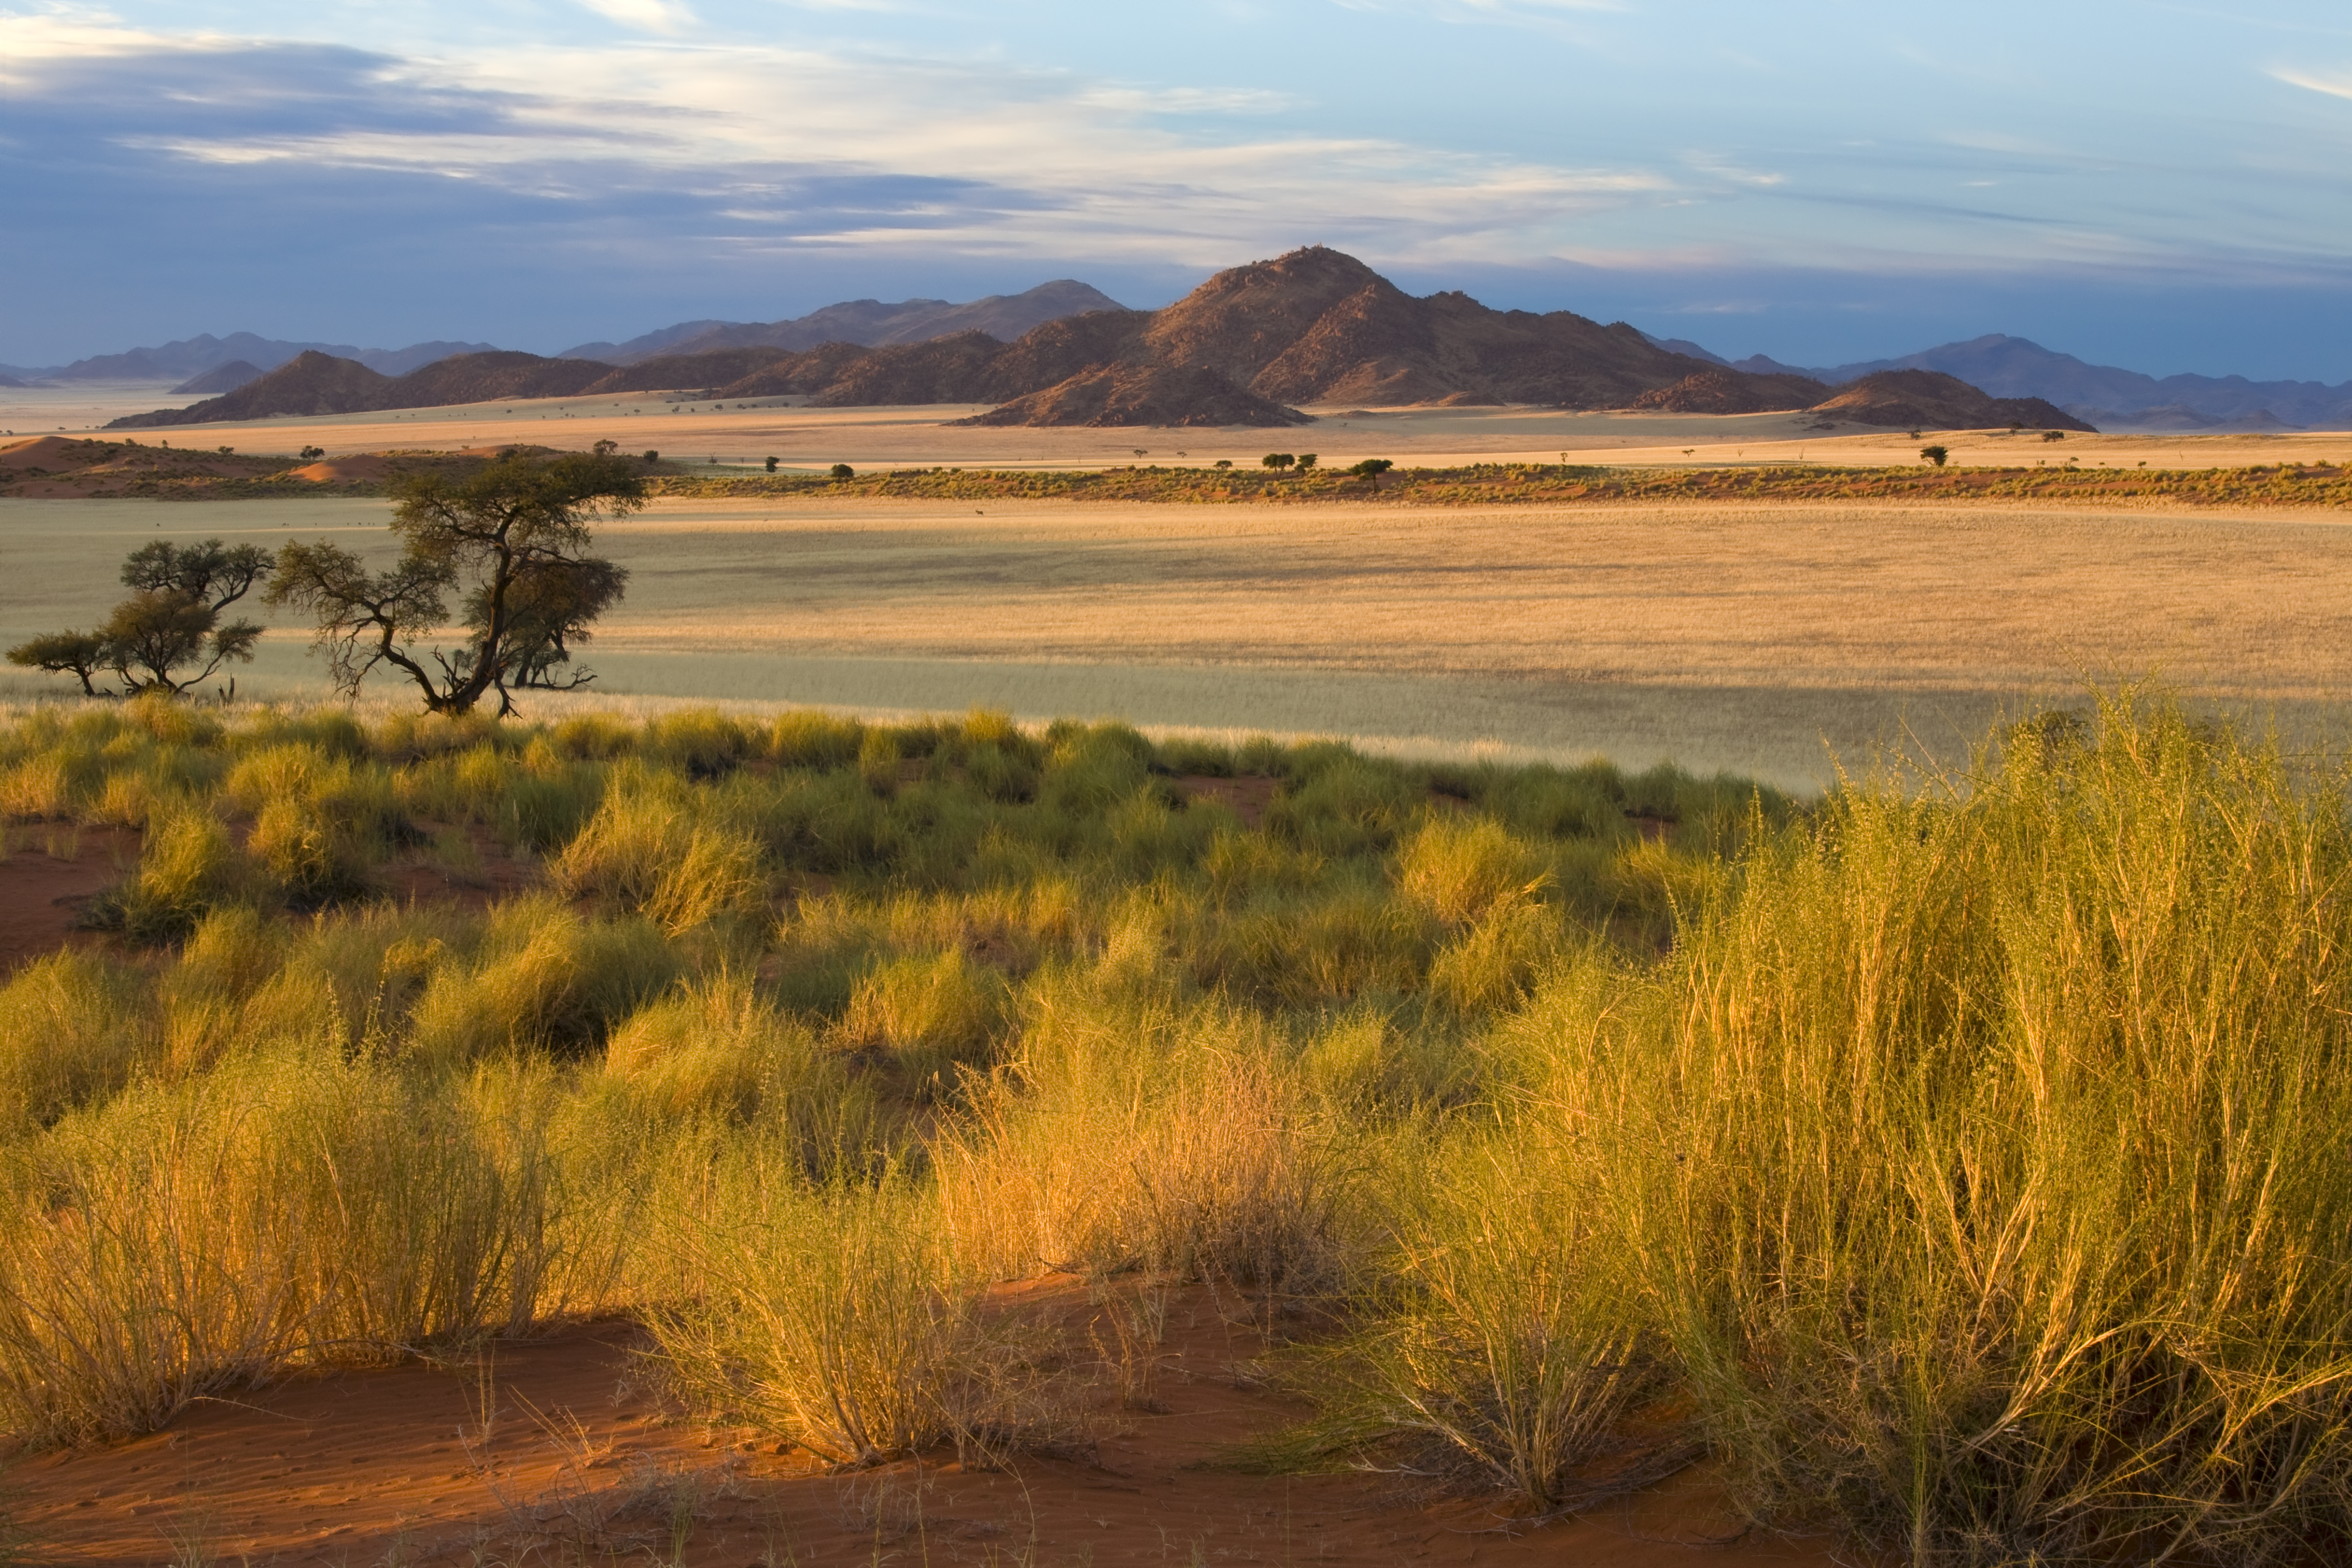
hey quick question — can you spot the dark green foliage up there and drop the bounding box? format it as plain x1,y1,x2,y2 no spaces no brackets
8,539,269,697
265,449,642,716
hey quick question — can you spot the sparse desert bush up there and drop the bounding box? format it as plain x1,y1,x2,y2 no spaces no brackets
0,950,153,1132
839,947,1010,1090
645,1170,1001,1466
937,988,1350,1293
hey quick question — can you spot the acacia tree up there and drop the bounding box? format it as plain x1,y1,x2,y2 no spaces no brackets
264,449,640,716
464,556,629,691
8,539,269,696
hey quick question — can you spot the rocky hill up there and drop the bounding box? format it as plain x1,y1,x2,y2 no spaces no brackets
1808,370,2095,433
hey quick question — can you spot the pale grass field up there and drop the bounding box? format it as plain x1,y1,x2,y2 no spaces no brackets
4,492,2350,789
14,384,2350,475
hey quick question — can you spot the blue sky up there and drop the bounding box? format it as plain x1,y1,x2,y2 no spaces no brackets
5,1,2352,376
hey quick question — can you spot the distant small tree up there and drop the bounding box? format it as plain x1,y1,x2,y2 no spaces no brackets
298,445,325,461
265,448,640,717
1214,459,1233,470
592,439,620,458
1262,453,1295,471
7,539,270,697
2042,430,2067,443
831,463,855,480
642,450,660,464
1295,453,1318,472
765,456,780,473
1920,445,1950,467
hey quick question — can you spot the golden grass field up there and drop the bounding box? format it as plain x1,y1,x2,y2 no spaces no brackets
5,489,2351,790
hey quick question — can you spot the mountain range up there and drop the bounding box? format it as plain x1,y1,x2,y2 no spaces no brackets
19,275,2344,433
1652,332,2352,432
557,281,1128,365
0,333,499,386
108,248,2091,433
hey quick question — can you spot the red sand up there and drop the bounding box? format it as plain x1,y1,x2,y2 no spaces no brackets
5,1281,1851,1567
377,821,540,913
0,825,137,971
1177,775,1277,831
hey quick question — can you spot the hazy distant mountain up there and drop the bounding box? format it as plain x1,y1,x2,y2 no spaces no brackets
565,281,1129,365
12,333,499,383
0,368,27,388
1641,335,1732,367
171,360,265,395
1661,333,2352,431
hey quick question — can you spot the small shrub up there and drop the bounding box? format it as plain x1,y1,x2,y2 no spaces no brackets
769,709,863,770
840,948,1009,1090
647,1173,996,1465
0,950,152,1131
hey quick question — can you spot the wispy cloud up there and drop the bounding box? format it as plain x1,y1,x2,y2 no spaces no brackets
2272,65,2352,100
0,19,1684,270
574,0,699,34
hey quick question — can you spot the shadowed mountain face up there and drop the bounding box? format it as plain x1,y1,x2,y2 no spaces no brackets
116,249,2083,431
948,363,1314,429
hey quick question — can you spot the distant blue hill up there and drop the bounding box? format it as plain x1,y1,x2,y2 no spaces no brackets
1650,331,2350,432
5,333,500,384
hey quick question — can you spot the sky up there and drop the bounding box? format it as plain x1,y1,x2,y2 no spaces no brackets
5,1,2352,378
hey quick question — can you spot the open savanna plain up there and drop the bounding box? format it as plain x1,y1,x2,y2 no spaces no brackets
5,446,2352,1565
8,490,2352,789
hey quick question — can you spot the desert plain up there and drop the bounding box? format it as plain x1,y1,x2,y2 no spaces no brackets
9,395,2352,790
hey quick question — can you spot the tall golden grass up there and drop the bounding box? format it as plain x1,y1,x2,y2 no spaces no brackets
2,691,2346,1562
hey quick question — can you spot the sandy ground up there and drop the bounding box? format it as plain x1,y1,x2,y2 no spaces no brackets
0,823,138,969
7,1280,1844,1568
0,382,205,436
5,493,2349,791
14,387,2350,475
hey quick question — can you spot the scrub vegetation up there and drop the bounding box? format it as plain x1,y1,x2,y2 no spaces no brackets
1,690,2349,1565
648,459,2352,510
